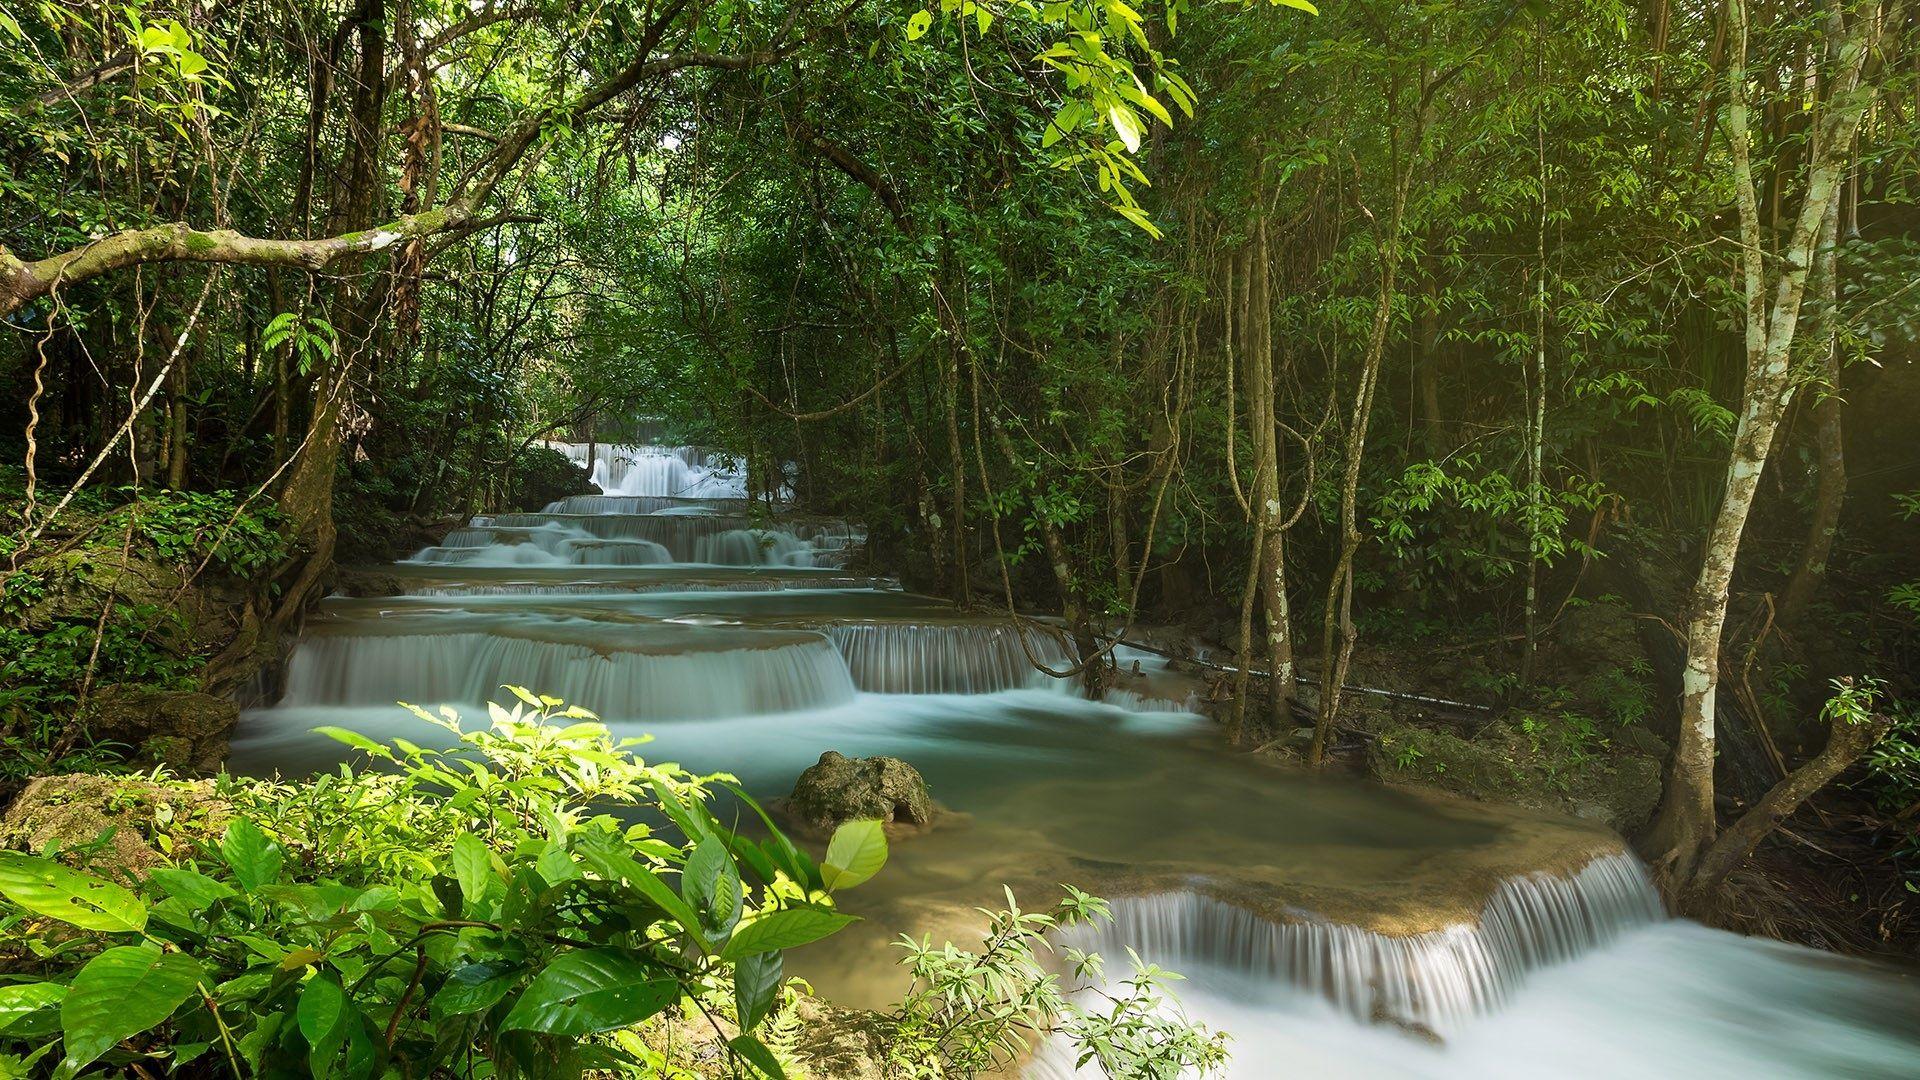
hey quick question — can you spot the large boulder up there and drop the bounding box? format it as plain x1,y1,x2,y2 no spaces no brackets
87,687,238,774
782,752,936,837
0,774,228,875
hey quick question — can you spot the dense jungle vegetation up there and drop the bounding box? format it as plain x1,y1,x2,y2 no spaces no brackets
3,0,1920,1073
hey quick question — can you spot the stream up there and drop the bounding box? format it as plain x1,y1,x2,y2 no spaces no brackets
233,442,1920,1078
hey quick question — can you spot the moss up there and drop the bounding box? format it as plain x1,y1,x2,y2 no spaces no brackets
1368,716,1664,836
0,773,229,876
180,230,221,254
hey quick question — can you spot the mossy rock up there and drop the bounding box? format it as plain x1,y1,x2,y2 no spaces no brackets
88,687,239,774
1368,719,1663,836
786,996,891,1080
779,752,937,839
0,773,229,875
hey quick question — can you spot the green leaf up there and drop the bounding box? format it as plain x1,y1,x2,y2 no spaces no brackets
682,836,741,934
449,832,492,913
499,950,678,1036
732,952,782,1033
1274,0,1320,13
219,819,283,890
0,852,146,933
0,983,65,1033
431,961,521,1019
728,1033,788,1078
575,840,709,952
821,820,888,893
146,868,235,910
296,973,349,1079
58,945,203,1075
906,9,932,39
313,726,388,756
720,908,856,961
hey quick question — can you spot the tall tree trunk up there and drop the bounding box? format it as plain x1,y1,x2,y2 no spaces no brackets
1248,218,1296,733
1650,0,1887,887
1780,199,1846,623
1309,159,1415,767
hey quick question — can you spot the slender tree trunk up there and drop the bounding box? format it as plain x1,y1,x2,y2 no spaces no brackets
1781,200,1846,623
1309,168,1414,767
1248,218,1296,733
1415,273,1442,450
1650,0,1887,886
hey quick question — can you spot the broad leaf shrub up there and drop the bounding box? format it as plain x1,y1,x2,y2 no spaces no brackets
0,691,868,1078
0,690,1228,1077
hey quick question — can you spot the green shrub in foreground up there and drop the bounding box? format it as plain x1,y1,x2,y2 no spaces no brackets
0,690,871,1078
0,691,1228,1078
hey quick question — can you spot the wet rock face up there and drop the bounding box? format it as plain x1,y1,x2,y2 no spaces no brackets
784,751,935,837
87,687,238,774
0,773,228,874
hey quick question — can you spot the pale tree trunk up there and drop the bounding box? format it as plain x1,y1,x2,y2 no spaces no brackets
1650,0,1891,887
1780,199,1847,623
1248,218,1297,733
1308,170,1414,767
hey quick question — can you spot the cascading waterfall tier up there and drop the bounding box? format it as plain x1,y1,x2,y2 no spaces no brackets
1051,851,1663,1036
407,512,864,568
828,622,1074,694
281,626,858,720
549,442,750,499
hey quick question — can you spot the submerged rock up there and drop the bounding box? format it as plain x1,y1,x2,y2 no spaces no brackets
87,687,239,774
0,773,228,874
782,751,937,837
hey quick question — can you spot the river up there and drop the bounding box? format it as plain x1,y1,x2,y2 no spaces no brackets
232,441,1920,1078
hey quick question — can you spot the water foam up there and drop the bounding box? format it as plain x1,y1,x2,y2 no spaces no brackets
281,630,857,719
1051,852,1663,1035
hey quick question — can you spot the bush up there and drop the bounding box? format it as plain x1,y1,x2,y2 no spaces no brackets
0,692,1230,1078
0,691,881,1077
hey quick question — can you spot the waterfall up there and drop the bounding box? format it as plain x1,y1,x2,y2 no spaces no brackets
543,495,749,515
281,630,858,719
398,576,888,597
828,623,1074,694
406,513,854,567
550,441,753,499
1050,852,1663,1037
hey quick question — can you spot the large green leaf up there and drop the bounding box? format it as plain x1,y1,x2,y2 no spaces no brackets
0,983,65,1034
728,1033,788,1079
575,841,709,952
720,907,856,961
820,820,888,893
296,973,350,1080
219,819,283,891
58,945,203,1075
732,951,782,1033
498,950,678,1036
0,852,146,933
449,832,492,913
430,960,521,1019
682,836,741,935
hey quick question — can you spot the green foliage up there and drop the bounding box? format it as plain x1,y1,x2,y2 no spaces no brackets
1369,454,1607,597
888,885,1228,1077
0,692,885,1077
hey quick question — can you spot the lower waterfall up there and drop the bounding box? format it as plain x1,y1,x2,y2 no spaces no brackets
1051,852,1663,1035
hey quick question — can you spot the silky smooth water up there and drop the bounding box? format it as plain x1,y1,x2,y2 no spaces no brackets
241,446,1920,1077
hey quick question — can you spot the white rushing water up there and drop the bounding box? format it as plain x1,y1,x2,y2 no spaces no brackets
1053,853,1666,1034
245,438,1920,1079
